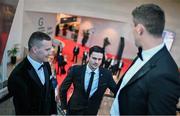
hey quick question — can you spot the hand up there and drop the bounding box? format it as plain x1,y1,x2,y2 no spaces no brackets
55,87,60,103
55,94,60,103
63,109,67,114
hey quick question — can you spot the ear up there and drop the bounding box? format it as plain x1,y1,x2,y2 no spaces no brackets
32,46,38,54
136,24,144,35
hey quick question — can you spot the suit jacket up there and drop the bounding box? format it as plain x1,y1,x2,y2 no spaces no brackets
118,46,180,115
60,65,117,115
57,54,65,66
8,57,57,115
73,46,79,55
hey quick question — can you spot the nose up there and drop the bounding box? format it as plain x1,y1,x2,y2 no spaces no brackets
94,59,99,63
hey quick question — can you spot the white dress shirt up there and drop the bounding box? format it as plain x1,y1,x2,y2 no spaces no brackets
27,55,45,85
110,43,164,115
84,65,99,97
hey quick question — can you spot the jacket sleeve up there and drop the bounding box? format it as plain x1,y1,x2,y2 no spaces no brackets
49,78,57,114
8,73,31,114
148,73,180,114
45,62,57,114
59,66,75,109
107,70,118,96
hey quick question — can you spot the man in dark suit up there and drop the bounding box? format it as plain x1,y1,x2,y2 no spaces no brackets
59,45,117,115
111,4,180,115
72,45,80,63
8,31,57,115
57,52,66,74
81,50,88,65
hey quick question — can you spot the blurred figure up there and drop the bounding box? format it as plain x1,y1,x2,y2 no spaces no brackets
55,23,60,36
81,30,90,47
81,50,88,65
109,57,118,75
62,24,68,36
104,58,112,69
57,53,66,75
116,59,124,78
72,45,80,63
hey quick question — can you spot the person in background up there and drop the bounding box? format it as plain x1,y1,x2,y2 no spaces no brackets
116,59,124,78
8,31,57,115
59,45,117,115
62,24,68,36
72,45,80,63
111,4,180,115
109,57,117,75
104,58,112,69
57,52,66,75
81,50,88,65
55,23,60,36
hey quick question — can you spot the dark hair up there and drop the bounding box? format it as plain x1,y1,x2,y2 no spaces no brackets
28,31,51,51
132,4,165,37
89,45,104,57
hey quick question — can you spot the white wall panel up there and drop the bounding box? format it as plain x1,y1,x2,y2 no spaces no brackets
22,12,57,47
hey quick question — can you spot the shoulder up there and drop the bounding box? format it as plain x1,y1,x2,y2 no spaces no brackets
100,67,112,75
8,58,29,82
11,58,29,74
71,64,84,70
44,62,51,68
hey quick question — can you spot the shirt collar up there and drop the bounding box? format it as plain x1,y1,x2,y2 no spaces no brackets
27,55,43,71
141,43,165,61
86,64,99,74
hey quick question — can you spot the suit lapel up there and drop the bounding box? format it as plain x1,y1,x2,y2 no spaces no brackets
43,64,49,91
80,66,87,94
25,58,50,88
122,46,166,89
97,68,105,89
117,56,138,88
25,58,43,87
28,68,43,87
125,60,155,87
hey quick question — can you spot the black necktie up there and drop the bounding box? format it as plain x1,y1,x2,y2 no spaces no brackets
38,64,44,70
87,72,95,97
137,47,143,61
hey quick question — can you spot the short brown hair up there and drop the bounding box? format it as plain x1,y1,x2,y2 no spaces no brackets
132,4,165,37
28,31,51,51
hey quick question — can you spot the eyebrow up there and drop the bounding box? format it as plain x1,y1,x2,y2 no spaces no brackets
45,48,51,51
92,57,102,60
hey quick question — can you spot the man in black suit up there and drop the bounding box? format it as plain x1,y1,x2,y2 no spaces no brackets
8,31,57,115
59,45,117,115
111,4,180,115
72,45,80,63
57,52,66,74
81,50,88,65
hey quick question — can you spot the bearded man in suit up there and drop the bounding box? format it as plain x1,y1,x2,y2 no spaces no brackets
8,31,57,115
111,3,180,115
59,45,117,115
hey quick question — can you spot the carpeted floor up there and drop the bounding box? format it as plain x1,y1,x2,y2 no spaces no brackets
54,36,132,94
53,36,133,101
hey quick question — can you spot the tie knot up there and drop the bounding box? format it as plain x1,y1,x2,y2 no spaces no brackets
38,64,44,70
91,72,95,75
